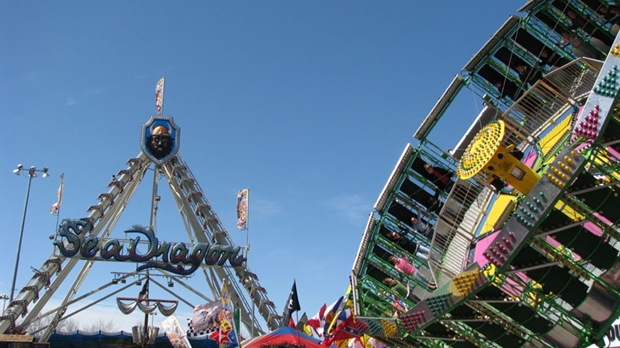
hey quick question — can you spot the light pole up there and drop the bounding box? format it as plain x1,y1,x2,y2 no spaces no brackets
9,164,49,303
0,294,8,313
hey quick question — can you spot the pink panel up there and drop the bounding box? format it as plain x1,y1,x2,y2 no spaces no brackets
472,230,500,266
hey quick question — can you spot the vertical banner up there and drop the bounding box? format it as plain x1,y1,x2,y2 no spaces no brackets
218,282,239,347
50,173,64,215
237,188,249,231
155,77,165,115
162,315,192,348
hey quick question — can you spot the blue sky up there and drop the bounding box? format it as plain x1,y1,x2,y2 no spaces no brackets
1,0,523,336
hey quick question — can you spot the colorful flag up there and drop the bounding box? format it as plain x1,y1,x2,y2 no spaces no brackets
236,188,249,230
322,296,344,336
281,280,301,327
296,312,308,331
162,315,192,348
302,322,313,337
50,173,64,215
216,282,239,348
187,302,222,337
323,285,359,345
155,77,165,115
307,303,326,336
324,308,359,344
327,285,352,333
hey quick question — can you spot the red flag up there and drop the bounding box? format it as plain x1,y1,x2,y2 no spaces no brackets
323,309,359,345
306,303,326,336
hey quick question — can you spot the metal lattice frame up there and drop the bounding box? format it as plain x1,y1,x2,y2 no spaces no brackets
1,151,280,341
351,2,620,346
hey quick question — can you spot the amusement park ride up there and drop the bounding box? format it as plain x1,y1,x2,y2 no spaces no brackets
0,102,282,341
350,0,620,347
2,0,620,347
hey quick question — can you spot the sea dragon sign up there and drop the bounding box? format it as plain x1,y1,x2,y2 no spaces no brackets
53,219,246,275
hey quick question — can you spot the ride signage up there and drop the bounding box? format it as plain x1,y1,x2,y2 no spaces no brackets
53,219,246,275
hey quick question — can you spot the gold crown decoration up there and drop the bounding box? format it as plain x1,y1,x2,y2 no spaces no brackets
151,125,170,135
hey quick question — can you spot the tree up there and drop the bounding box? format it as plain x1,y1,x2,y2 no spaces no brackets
26,316,79,335
82,318,118,333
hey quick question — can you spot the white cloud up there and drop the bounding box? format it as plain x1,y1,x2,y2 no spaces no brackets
66,97,77,106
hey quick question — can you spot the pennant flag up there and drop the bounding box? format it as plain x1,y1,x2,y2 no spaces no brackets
162,315,192,348
324,308,359,344
302,322,314,337
307,303,326,336
50,173,64,215
139,278,149,300
236,188,249,230
187,302,222,337
323,285,360,345
327,285,352,333
155,77,165,115
296,312,308,331
281,280,301,328
322,296,344,336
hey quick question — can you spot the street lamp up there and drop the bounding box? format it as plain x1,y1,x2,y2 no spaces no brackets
9,164,49,303
0,294,8,313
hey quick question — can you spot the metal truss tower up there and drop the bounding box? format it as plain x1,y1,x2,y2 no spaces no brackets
0,116,281,342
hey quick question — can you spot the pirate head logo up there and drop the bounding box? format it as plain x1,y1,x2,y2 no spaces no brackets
141,116,180,164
